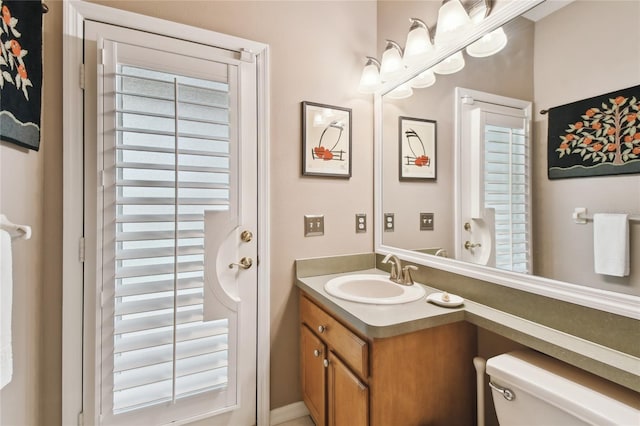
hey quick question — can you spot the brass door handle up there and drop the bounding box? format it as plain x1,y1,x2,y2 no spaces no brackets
464,241,482,250
229,257,253,269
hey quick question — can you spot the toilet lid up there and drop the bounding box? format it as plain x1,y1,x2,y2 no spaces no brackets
486,350,640,426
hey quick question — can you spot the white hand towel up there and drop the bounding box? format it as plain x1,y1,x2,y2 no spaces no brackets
593,213,630,277
0,230,13,389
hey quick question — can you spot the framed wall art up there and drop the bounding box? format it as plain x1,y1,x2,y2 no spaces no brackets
399,116,437,180
302,101,352,178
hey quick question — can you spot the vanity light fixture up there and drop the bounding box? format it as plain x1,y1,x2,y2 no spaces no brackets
380,40,405,82
358,56,381,94
432,50,465,74
386,81,413,100
466,26,507,57
434,0,472,46
356,0,495,95
410,69,436,89
403,18,434,69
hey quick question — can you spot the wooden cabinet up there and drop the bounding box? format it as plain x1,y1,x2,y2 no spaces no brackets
327,352,368,426
300,292,476,426
301,324,326,425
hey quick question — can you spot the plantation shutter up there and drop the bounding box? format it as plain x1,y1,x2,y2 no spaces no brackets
483,112,531,274
99,37,241,423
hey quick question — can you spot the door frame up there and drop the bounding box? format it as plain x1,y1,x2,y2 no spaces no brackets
62,1,270,424
453,87,531,266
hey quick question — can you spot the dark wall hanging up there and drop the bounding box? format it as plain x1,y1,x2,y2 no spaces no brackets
0,1,44,151
547,85,640,179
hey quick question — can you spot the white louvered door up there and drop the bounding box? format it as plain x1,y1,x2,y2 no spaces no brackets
85,21,257,426
482,113,531,273
457,94,532,273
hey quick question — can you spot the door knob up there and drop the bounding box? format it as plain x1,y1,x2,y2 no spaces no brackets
240,230,253,243
229,257,253,269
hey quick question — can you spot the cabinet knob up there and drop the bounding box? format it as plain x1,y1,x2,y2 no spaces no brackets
317,325,327,334
323,359,330,368
313,349,322,357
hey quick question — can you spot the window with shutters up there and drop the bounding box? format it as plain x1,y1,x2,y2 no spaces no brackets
483,120,531,273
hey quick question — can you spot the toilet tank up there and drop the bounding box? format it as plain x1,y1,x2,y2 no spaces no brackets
486,350,640,426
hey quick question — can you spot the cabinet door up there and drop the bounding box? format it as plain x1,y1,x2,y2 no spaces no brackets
301,324,326,426
327,352,368,426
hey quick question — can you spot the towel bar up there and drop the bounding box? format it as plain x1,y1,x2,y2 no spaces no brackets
573,208,640,225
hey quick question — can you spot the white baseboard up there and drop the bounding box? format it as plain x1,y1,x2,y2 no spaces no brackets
269,401,310,425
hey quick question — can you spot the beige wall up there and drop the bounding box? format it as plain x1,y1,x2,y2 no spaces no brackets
0,1,62,424
533,0,640,295
1,1,376,424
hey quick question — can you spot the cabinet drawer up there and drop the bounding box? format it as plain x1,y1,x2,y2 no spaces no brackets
300,295,369,379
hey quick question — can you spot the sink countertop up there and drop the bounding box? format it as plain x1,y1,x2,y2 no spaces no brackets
296,268,466,338
295,268,640,392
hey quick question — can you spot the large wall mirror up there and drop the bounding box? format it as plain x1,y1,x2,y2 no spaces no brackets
375,0,639,318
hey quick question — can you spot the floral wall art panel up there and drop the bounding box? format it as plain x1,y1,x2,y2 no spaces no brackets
0,1,42,151
548,85,640,179
399,116,437,181
302,101,352,178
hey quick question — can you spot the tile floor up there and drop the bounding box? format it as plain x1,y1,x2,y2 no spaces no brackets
274,415,315,426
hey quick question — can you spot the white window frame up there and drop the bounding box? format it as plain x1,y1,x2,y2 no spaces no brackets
62,1,270,424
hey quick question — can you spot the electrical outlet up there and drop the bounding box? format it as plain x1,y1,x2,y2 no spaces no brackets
304,215,324,236
384,213,395,232
420,212,434,231
355,213,366,233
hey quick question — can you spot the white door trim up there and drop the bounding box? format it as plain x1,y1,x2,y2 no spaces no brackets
62,1,270,424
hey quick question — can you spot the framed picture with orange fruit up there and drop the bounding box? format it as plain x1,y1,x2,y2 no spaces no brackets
399,116,437,181
547,85,640,179
302,101,352,178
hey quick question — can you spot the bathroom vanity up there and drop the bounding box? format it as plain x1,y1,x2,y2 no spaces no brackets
296,254,640,425
300,290,476,426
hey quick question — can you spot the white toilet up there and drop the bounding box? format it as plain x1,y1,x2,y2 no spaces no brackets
485,350,640,426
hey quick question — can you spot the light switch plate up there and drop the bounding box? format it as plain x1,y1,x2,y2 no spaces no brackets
355,213,366,233
384,213,394,232
420,212,434,231
304,215,324,236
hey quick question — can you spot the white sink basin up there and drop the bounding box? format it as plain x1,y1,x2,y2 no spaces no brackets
324,274,425,304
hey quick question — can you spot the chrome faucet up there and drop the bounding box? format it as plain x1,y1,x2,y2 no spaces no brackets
382,254,418,286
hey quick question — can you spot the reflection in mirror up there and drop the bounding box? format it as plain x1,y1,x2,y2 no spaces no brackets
379,0,640,297
454,88,532,274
